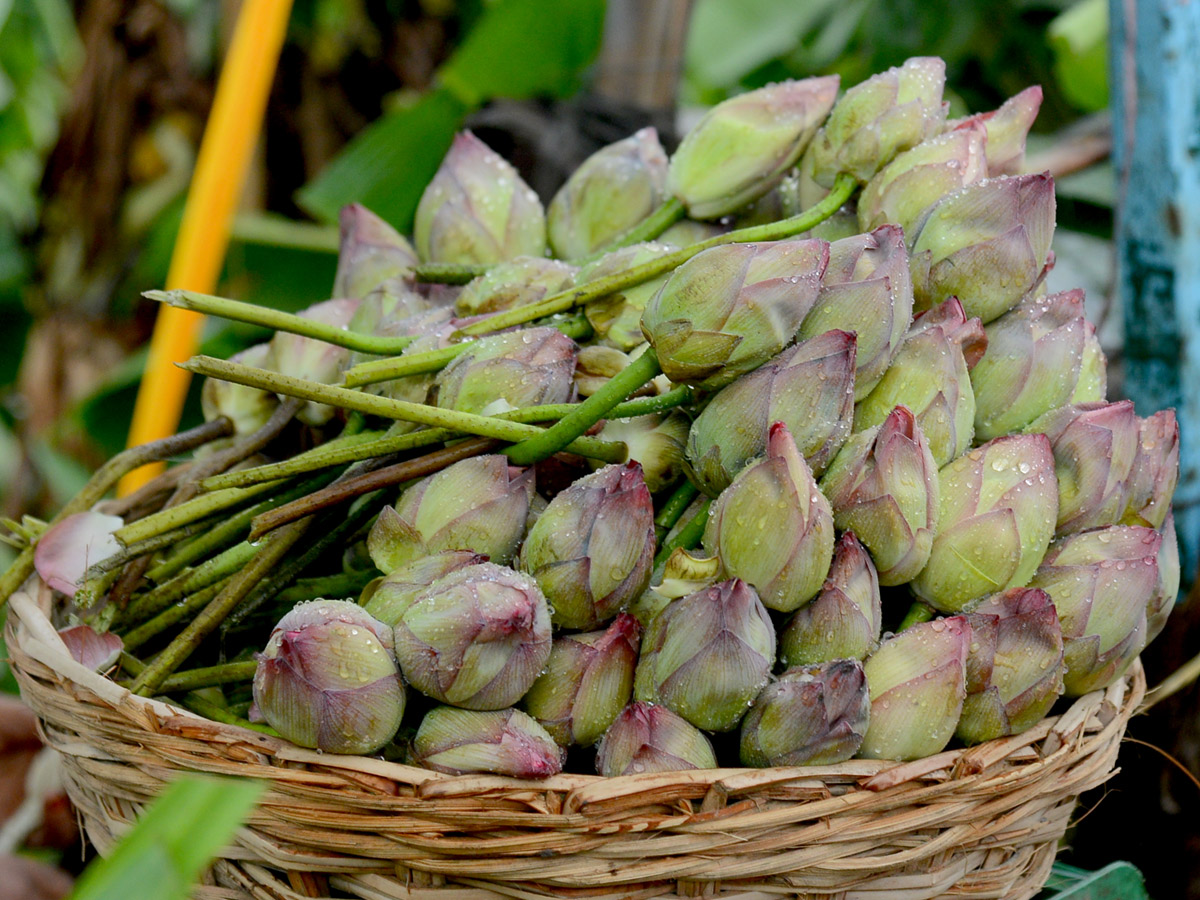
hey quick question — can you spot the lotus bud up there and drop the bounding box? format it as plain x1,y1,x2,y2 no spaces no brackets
855,297,984,467
780,532,881,665
412,707,564,777
333,203,418,299
630,549,722,627
1146,513,1179,645
703,423,835,612
909,173,1056,322
201,342,278,435
686,329,857,495
1029,525,1161,696
355,310,457,423
367,455,534,573
658,219,728,247
1123,409,1179,529
799,226,914,400
34,511,123,599
523,614,641,746
267,297,360,426
581,242,678,351
740,660,870,767
518,462,655,630
454,257,578,317
58,625,123,672
1026,401,1138,534
641,238,829,390
345,282,437,349
593,411,689,493
634,578,775,731
431,327,577,414
596,701,718,776
947,86,1043,176
363,550,487,626
252,600,405,754
548,127,669,258
414,131,546,264
912,434,1057,612
574,345,636,397
668,77,839,220
957,588,1064,744
394,562,551,709
859,616,970,760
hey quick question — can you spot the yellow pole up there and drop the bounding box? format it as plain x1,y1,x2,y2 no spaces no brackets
119,0,294,495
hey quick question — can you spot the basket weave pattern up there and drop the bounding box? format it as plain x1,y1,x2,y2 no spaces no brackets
8,580,1141,900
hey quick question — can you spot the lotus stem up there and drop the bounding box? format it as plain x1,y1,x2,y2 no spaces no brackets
575,196,686,264
148,660,259,693
898,601,938,631
653,499,712,568
654,480,699,543
121,579,229,652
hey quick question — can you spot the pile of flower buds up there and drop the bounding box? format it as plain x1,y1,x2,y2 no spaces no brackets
25,57,1179,778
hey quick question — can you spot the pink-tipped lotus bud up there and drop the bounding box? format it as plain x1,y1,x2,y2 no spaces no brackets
958,588,1064,744
414,131,546,264
1122,409,1179,529
1146,513,1180,646
685,329,857,495
363,550,488,626
548,127,669,258
913,434,1058,612
431,326,578,414
253,600,405,754
201,342,279,435
34,511,123,599
859,616,970,760
367,455,534,573
518,462,655,630
641,239,829,390
393,562,552,710
740,660,870,767
333,203,417,299
454,257,578,317
703,423,835,612
596,701,718,776
780,532,882,665
58,625,123,671
267,297,360,426
523,614,641,746
948,86,1043,176
820,406,939,585
412,707,564,777
594,411,689,493
581,242,678,351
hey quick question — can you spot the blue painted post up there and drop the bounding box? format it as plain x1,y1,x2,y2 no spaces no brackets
1109,0,1200,582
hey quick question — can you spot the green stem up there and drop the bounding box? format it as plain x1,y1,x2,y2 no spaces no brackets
576,196,686,264
113,480,281,547
654,481,699,543
121,579,229,652
149,660,259,693
231,212,339,254
898,601,938,631
411,262,490,284
122,541,258,625
75,520,210,598
653,499,711,568
456,173,858,338
179,694,278,735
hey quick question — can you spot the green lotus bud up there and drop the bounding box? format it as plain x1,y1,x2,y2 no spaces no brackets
346,281,438,348
548,127,669,258
267,297,360,426
593,411,689,493
780,532,881,665
581,242,677,351
363,550,487,626
431,327,578,414
1146,513,1179,645
333,203,417,299
629,548,722,627
367,455,534,573
859,616,970,760
394,562,552,709
595,701,718,776
668,77,839,219
634,578,775,731
412,707,564,777
658,218,728,247
454,257,578,317
946,86,1043,176
414,131,546,264
1028,525,1161,696
519,462,655,630
1122,409,1179,529
703,423,835,612
740,660,870,767
201,342,278,435
523,613,641,746
686,329,857,495
957,588,1064,744
821,405,939,584
909,173,1056,322
641,238,829,390
252,600,405,754
799,225,914,400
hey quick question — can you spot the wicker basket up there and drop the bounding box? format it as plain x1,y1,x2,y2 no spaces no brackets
7,577,1142,900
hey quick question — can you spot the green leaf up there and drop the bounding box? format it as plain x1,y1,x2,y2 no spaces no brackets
1048,0,1108,113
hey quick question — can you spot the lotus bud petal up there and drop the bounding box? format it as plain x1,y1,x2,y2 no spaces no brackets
454,257,578,317
907,293,989,366
1029,525,1161,696
581,242,678,351
548,127,669,258
34,511,123,598
641,239,829,390
948,86,1043,176
668,77,839,219
523,614,641,746
253,600,405,754
201,342,278,435
630,549,722,627
519,462,655,630
704,423,835,612
800,226,914,400
367,455,534,573
575,345,637,397
634,578,775,731
394,562,551,709
821,406,939,584
431,327,577,414
593,411,689,493
333,203,417,299
957,588,1064,744
740,660,870,766
267,297,360,426
1122,409,1179,529
412,707,564,777
345,281,437,349
859,616,970,760
596,701,718,776
363,550,488,626
57,625,123,671
686,329,857,495
1146,513,1179,645
913,434,1058,612
909,173,1056,322
780,532,882,665
414,131,546,264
